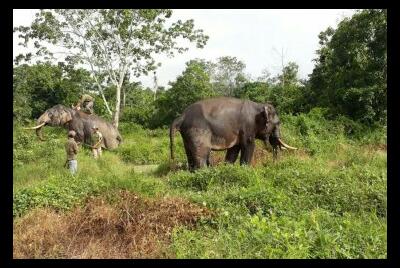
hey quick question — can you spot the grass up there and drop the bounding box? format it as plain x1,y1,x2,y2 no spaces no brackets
13,190,211,259
13,111,387,259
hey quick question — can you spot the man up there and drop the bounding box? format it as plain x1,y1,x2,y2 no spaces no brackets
91,125,103,159
65,130,79,175
75,94,94,114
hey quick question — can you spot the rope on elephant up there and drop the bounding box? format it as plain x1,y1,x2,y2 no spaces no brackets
78,141,106,149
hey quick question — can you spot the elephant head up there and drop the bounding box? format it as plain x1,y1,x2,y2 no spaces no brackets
23,104,76,141
24,104,122,150
257,103,297,154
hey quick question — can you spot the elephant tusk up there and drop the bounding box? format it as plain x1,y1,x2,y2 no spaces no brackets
278,138,298,150
23,122,46,130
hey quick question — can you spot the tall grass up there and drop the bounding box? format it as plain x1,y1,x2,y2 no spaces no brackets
13,111,387,258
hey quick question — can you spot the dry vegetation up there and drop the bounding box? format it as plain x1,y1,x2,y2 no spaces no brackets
14,190,212,259
13,112,387,258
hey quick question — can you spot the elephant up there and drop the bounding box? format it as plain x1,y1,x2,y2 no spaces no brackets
24,104,122,149
169,97,297,171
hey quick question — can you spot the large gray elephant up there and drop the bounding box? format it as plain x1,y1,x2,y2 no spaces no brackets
169,97,297,171
24,104,122,149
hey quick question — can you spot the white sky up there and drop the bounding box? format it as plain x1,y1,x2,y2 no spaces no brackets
13,9,356,89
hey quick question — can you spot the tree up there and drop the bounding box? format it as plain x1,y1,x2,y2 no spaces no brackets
272,46,288,88
14,9,209,128
257,68,272,83
278,62,299,86
208,56,246,96
13,62,94,120
120,82,156,127
309,9,387,124
154,60,215,127
234,81,269,104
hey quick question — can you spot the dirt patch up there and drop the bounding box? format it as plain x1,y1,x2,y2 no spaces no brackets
251,147,271,166
13,190,212,259
361,143,387,152
208,147,271,167
360,143,387,158
208,146,308,167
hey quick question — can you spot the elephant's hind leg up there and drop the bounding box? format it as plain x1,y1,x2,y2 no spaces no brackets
225,145,240,164
182,138,195,171
193,147,211,170
186,128,212,171
240,141,255,165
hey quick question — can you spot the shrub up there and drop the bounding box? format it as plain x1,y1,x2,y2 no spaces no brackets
13,174,107,217
168,165,257,191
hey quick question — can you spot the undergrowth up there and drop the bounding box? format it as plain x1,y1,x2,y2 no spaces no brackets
13,111,387,258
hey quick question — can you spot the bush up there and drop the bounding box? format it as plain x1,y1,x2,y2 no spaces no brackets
13,111,387,259
13,174,107,217
13,126,63,167
168,165,257,191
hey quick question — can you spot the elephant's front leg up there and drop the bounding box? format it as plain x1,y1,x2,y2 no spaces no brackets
206,152,212,167
269,136,280,161
272,146,278,161
240,141,255,165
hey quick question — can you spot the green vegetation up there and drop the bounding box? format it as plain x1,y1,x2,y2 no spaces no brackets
13,9,386,259
13,111,386,258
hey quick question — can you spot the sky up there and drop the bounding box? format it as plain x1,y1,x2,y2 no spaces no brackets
13,9,356,89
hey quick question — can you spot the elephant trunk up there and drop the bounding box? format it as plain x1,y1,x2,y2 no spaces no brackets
23,121,47,141
35,126,46,141
34,113,51,141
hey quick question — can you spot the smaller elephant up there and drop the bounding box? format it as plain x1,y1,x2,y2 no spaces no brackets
170,97,297,171
24,104,122,150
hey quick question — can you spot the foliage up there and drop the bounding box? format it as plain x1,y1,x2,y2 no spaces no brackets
309,9,387,124
13,174,107,218
115,122,186,164
13,8,387,259
207,56,247,96
120,86,156,127
168,165,255,191
153,60,215,127
233,61,308,115
234,82,269,103
13,108,387,258
13,63,92,121
14,9,209,127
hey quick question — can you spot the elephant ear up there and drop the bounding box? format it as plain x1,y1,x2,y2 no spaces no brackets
59,109,73,126
263,106,269,122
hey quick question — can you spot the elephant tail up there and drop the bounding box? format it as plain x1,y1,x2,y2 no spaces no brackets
170,115,184,161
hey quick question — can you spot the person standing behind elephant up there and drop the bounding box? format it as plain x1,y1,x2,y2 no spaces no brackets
75,94,94,114
91,125,103,159
65,130,79,175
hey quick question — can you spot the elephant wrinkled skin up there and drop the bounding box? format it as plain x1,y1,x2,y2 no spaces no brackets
170,97,296,171
24,104,122,150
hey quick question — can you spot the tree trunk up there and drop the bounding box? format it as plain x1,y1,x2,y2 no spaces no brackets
95,83,113,116
281,47,285,89
123,86,126,109
120,85,126,119
112,67,127,129
112,84,122,129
